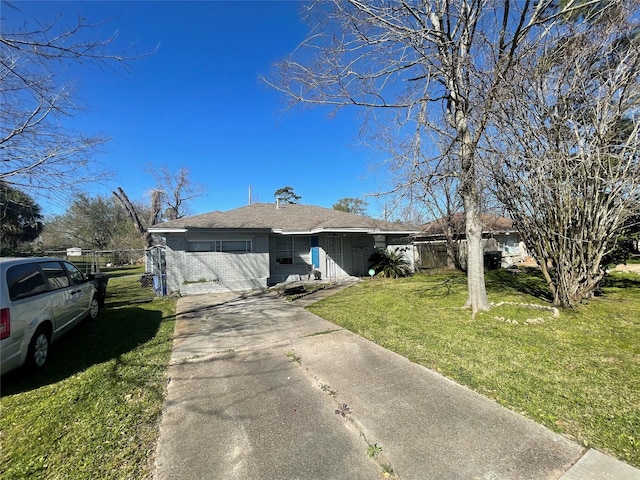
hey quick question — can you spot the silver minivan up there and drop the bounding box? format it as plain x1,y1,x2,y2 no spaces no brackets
0,257,100,375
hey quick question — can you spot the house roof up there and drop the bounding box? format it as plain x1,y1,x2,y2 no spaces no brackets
148,203,419,235
417,213,517,238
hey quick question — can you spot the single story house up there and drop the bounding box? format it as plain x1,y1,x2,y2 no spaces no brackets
413,214,528,269
147,203,419,295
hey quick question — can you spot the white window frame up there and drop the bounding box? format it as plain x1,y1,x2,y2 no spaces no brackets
187,240,252,253
219,240,252,252
275,236,294,265
275,236,310,266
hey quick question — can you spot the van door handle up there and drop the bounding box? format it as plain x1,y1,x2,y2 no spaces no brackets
70,290,81,295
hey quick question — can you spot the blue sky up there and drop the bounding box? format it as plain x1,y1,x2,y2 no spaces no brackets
6,1,387,217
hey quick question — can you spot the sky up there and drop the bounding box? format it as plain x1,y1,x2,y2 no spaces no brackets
4,0,389,218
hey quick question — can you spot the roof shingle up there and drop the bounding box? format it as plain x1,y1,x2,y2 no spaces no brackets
149,203,417,234
418,213,516,237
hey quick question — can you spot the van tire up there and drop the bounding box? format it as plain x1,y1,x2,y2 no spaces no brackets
87,297,99,321
26,327,50,371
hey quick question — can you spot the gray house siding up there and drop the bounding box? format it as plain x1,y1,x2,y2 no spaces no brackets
149,203,420,296
268,235,313,284
345,234,375,277
385,234,416,271
164,232,270,294
267,233,382,284
323,234,376,279
162,231,416,294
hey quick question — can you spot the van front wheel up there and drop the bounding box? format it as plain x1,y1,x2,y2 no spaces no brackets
87,297,99,321
27,327,50,371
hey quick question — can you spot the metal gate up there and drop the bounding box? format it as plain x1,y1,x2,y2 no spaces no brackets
325,235,343,282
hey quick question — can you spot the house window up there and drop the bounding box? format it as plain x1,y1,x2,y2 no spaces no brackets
219,240,252,252
497,235,519,254
187,241,214,252
275,236,310,265
275,236,293,264
187,240,252,253
374,235,386,249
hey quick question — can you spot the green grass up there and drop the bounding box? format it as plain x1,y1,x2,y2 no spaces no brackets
101,264,146,278
308,269,640,467
0,275,176,479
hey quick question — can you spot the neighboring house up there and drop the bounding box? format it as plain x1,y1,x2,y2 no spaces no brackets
147,203,419,295
413,214,528,269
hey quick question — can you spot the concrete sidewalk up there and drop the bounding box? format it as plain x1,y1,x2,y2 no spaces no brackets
153,286,640,480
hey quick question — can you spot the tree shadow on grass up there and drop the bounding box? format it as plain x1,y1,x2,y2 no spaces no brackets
486,269,640,304
416,273,468,298
0,306,166,396
485,268,554,303
600,272,640,291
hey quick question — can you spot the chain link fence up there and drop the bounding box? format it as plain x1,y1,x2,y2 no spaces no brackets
41,249,147,274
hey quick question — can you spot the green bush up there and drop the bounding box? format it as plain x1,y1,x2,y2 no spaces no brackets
369,249,413,278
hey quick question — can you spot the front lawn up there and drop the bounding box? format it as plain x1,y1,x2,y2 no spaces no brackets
307,269,640,468
0,274,176,479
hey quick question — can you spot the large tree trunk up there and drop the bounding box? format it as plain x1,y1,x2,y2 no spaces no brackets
533,238,607,308
463,194,490,312
456,89,490,312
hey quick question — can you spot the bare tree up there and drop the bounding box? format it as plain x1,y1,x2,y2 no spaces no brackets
264,0,596,312
374,126,464,268
0,5,146,200
417,177,464,270
146,165,205,220
488,2,640,307
113,167,204,247
113,187,161,248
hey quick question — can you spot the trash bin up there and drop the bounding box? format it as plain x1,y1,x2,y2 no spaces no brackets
88,273,109,307
153,274,167,296
140,273,154,288
484,251,502,270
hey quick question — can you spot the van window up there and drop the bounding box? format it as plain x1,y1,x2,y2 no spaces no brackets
40,261,70,290
63,262,85,285
7,263,48,300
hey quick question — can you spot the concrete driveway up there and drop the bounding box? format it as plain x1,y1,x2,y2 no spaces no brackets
153,287,640,480
154,289,382,480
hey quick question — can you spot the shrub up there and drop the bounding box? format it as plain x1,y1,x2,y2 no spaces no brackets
369,249,412,278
